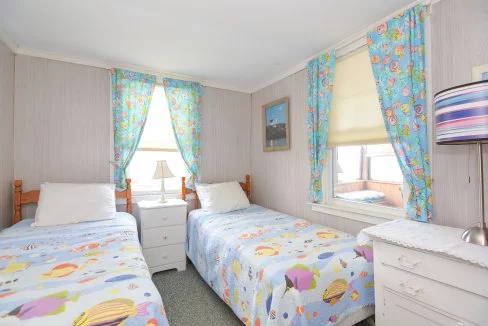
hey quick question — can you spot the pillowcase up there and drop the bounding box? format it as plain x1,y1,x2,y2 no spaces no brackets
33,183,117,227
195,181,250,213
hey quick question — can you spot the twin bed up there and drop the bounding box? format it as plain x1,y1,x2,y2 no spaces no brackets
183,176,374,325
1,176,374,326
1,180,168,326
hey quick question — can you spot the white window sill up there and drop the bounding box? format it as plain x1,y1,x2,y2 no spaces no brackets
309,201,405,225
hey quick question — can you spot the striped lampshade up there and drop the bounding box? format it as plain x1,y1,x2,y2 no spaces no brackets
435,80,488,144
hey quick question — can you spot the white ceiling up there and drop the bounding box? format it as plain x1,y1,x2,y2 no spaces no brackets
0,0,415,92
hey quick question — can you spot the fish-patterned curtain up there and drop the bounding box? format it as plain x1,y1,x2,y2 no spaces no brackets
112,69,156,191
163,78,203,190
307,51,336,203
367,5,433,222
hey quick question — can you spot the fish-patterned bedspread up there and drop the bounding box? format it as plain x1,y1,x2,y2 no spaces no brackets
187,205,374,326
0,213,168,326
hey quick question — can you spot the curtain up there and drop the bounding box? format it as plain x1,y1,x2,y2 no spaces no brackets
307,51,336,203
112,69,156,191
367,4,433,222
163,78,203,190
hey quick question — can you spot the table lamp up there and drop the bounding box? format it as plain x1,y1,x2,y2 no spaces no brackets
435,80,488,246
152,160,175,203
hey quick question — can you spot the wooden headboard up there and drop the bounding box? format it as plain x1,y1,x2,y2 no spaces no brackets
182,175,251,210
13,179,133,225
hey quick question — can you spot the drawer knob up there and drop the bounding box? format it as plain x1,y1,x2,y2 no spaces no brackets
397,255,420,269
399,282,423,296
163,236,168,240
163,217,168,221
163,255,168,259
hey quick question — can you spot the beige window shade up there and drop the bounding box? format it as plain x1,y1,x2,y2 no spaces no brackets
328,47,388,146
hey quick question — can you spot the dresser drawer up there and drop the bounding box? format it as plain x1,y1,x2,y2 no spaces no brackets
380,264,487,326
376,241,488,298
383,289,474,326
140,205,186,229
143,243,185,267
142,225,186,248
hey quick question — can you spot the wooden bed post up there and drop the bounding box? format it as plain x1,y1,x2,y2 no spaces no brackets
14,180,22,225
245,174,251,200
126,178,132,214
182,177,186,201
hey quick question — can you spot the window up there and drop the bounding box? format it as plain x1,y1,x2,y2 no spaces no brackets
127,86,186,194
333,144,404,209
325,46,405,213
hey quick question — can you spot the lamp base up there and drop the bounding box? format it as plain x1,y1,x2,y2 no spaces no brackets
158,192,167,203
461,226,488,246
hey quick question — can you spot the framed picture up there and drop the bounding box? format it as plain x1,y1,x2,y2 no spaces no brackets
262,97,290,152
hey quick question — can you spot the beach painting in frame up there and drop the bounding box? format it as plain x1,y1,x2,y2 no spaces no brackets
262,97,290,152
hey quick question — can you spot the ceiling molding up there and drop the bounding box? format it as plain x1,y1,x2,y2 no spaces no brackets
2,0,446,95
0,27,19,53
14,46,252,94
250,0,443,94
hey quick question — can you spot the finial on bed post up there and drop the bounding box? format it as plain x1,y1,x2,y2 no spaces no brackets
182,177,186,201
245,175,251,200
126,178,132,214
14,180,22,225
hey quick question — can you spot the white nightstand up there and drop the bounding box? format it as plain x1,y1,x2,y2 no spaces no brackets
138,199,187,275
359,220,488,326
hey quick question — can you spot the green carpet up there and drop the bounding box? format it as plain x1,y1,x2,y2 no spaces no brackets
152,261,374,326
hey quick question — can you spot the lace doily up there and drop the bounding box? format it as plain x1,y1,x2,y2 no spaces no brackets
357,219,488,270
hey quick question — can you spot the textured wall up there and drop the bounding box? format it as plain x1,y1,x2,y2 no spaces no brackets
201,87,251,183
14,55,112,217
431,0,488,228
250,0,488,233
0,41,14,229
250,70,372,235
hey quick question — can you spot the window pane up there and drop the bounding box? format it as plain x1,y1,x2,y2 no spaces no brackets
336,145,361,183
129,151,186,192
333,143,404,209
138,86,177,149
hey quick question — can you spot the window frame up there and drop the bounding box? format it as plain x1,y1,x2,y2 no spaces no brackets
311,142,407,225
124,85,185,198
127,148,183,197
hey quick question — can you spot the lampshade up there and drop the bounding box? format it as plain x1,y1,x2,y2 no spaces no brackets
435,80,488,144
152,160,175,179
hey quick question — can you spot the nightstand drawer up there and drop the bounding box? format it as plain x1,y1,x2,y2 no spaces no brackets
381,264,486,325
376,241,488,298
143,243,185,267
142,225,186,248
140,205,186,229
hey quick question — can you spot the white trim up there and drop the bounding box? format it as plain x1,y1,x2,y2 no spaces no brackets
14,46,252,93
472,64,488,82
0,27,18,53
321,147,407,224
250,0,444,93
1,0,446,95
310,202,402,225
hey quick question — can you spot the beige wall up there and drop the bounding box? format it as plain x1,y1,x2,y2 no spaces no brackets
0,41,14,229
250,0,488,234
11,55,251,218
431,0,488,229
251,70,371,235
14,55,112,217
201,87,251,183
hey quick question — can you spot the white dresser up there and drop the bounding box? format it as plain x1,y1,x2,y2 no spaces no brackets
138,199,187,275
359,220,488,326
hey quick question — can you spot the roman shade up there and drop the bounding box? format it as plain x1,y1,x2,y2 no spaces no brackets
328,47,388,146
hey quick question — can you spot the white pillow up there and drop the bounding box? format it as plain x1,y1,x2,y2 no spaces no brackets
33,183,117,227
195,181,250,213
